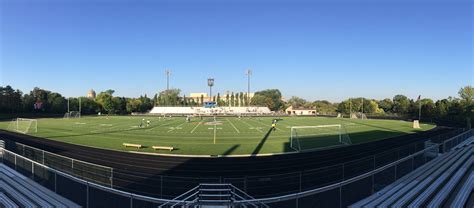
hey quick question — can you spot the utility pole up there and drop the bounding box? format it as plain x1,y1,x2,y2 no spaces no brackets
67,98,70,113
79,97,81,113
246,69,252,106
165,69,171,90
418,95,422,121
349,98,352,117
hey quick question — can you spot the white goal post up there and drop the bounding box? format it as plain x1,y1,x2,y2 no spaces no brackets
64,111,81,119
290,124,351,151
350,112,367,120
7,118,38,134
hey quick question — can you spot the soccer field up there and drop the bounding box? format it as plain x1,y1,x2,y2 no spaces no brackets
0,116,435,155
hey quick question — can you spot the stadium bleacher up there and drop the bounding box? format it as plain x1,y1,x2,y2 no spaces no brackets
0,163,79,208
149,106,272,115
350,136,474,208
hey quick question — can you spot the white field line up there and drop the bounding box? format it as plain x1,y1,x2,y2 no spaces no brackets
254,119,283,132
167,122,187,133
145,118,181,131
190,122,203,134
213,124,217,144
226,119,240,133
239,119,263,133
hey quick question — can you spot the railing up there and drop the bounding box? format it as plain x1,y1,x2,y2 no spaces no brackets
0,148,174,207
0,129,472,207
442,129,474,152
6,141,113,187
159,183,270,208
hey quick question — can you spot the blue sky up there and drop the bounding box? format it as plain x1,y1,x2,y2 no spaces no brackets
0,0,472,102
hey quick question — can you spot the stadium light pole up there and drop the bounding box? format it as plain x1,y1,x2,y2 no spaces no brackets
208,78,214,102
67,98,70,113
165,69,171,90
246,69,252,106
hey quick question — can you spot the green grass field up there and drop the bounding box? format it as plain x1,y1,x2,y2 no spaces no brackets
0,116,435,155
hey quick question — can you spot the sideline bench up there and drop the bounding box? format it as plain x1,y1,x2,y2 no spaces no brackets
152,146,174,151
123,143,142,149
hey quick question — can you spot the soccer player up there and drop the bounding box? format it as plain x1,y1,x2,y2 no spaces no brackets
147,120,151,127
271,119,277,131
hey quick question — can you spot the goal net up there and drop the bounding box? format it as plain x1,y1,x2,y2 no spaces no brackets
350,112,367,120
64,111,81,119
7,118,38,134
290,124,351,151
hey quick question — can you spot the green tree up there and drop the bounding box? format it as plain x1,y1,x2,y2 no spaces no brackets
458,85,474,105
364,100,379,114
420,98,436,120
47,92,66,113
392,95,410,114
0,85,23,113
157,88,181,106
101,94,114,114
337,100,351,114
231,92,235,107
251,89,283,111
235,93,240,106
378,98,393,113
95,91,113,108
81,98,101,114
183,95,188,106
313,100,337,115
288,96,307,108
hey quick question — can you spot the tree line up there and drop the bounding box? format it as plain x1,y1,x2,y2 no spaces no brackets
0,85,472,127
0,86,154,115
284,86,473,127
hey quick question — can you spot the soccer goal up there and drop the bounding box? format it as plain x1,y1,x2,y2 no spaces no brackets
64,111,81,119
7,118,38,134
290,124,351,152
350,112,367,120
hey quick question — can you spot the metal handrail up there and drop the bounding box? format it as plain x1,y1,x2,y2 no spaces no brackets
0,129,471,207
234,145,440,204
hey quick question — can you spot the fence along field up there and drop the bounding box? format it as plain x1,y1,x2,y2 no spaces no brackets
0,116,435,155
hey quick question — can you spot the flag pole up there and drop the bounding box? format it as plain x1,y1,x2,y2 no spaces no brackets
418,101,421,121
418,95,421,121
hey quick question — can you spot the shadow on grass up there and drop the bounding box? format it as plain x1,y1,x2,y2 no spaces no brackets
348,119,406,134
222,144,240,156
251,128,274,156
46,126,149,139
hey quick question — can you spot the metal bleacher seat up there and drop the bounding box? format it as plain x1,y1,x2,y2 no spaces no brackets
0,164,80,208
453,136,474,150
406,147,472,207
351,147,457,206
0,192,19,208
426,155,473,207
451,172,474,207
351,140,473,208
0,180,35,208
